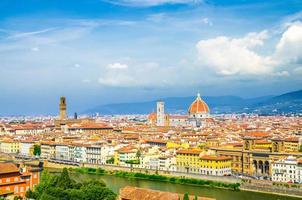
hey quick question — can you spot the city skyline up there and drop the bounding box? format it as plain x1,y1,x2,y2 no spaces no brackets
0,0,302,115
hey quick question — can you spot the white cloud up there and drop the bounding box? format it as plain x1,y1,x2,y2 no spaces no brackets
201,18,213,26
104,0,200,7
7,28,56,40
196,30,275,75
273,71,290,77
107,63,128,69
196,23,302,77
275,23,302,63
31,47,39,52
98,61,179,87
74,63,81,68
99,74,136,87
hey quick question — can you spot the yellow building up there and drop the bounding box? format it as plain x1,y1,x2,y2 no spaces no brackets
199,155,232,176
284,137,300,152
0,140,20,153
166,142,189,149
114,147,138,166
176,149,232,176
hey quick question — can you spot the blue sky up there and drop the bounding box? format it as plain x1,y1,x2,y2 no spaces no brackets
0,0,302,115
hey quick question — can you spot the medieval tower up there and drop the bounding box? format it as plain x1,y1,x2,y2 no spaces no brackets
59,97,67,120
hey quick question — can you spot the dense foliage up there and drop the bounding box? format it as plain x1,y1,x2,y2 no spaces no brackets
26,168,116,200
114,171,240,190
125,160,140,164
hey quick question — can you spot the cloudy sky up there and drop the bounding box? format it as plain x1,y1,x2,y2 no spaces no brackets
0,0,302,115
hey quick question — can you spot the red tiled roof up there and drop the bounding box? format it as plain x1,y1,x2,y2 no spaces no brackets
0,163,20,174
188,94,209,114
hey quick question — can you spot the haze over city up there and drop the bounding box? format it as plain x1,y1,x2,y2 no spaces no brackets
0,0,301,115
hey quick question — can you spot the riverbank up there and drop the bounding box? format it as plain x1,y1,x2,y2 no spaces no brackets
240,188,302,199
68,167,240,191
44,163,302,199
47,168,301,200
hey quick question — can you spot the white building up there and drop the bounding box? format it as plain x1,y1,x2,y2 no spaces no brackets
72,144,87,163
41,142,55,159
55,144,69,161
19,142,34,157
272,156,302,184
86,145,102,164
158,156,176,171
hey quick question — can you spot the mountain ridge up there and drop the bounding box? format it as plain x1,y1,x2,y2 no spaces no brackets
84,90,302,115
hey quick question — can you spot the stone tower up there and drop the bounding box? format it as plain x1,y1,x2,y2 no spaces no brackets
59,97,67,120
156,101,165,126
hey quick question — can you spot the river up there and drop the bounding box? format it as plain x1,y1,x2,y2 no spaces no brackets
49,169,300,200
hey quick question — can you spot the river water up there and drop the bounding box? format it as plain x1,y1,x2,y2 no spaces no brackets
49,169,300,200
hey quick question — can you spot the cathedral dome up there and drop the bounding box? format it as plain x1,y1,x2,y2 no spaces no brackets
188,93,209,114
148,112,157,121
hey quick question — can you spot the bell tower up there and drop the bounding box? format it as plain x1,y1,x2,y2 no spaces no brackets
156,101,165,126
59,97,67,120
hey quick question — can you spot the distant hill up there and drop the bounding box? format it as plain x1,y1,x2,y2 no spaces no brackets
250,90,302,114
84,90,302,115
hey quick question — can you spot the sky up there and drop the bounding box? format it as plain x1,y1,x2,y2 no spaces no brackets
0,0,302,115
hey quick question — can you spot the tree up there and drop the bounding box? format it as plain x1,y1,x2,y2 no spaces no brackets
27,168,116,200
193,194,198,200
183,193,189,200
56,168,72,189
33,144,41,156
81,184,116,200
106,157,114,164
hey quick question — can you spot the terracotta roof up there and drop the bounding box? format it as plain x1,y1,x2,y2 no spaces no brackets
246,132,269,137
0,163,20,174
200,155,232,161
188,94,209,114
119,186,214,200
177,149,202,155
148,112,157,120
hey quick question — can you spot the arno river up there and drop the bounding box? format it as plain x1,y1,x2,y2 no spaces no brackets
51,170,300,200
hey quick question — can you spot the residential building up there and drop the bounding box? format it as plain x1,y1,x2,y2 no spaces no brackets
0,163,40,198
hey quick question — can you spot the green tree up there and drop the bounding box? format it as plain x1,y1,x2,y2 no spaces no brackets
194,194,198,200
33,144,41,156
56,168,72,189
106,157,114,164
27,168,116,200
81,184,116,200
183,193,189,200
